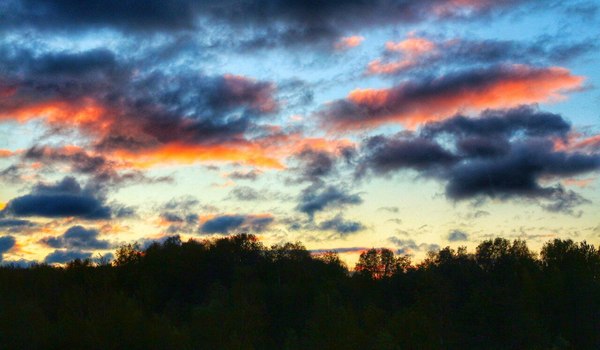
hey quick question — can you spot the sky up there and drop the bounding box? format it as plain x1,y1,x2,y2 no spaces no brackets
1,0,600,266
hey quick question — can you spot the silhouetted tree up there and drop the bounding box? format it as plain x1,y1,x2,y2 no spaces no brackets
355,248,409,279
1,234,599,349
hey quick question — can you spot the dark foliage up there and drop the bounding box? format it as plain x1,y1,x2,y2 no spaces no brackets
1,234,599,349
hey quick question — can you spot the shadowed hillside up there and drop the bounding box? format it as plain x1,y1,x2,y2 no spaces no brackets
1,234,599,349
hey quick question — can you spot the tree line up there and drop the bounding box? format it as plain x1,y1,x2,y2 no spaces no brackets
1,234,599,349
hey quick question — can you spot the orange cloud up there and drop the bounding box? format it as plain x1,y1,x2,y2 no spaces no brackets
326,65,584,130
335,35,365,50
0,149,16,158
563,177,596,188
367,36,437,75
0,71,311,170
0,99,107,128
574,135,600,152
367,59,416,75
554,134,600,153
108,133,354,171
385,36,436,55
286,136,355,155
112,142,285,169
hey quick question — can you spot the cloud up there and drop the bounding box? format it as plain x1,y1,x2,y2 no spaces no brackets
447,230,469,241
0,47,284,168
0,43,357,174
367,35,437,75
357,135,458,176
367,35,597,76
0,235,16,262
0,165,27,184
557,134,600,153
444,140,600,203
155,197,202,234
319,65,583,130
112,204,137,219
388,236,440,255
465,210,490,219
227,169,261,181
1,0,538,47
294,148,336,182
2,177,112,219
229,186,265,201
20,145,171,185
0,219,36,233
2,0,201,32
357,106,600,213
334,35,364,50
309,247,370,254
318,214,365,234
44,249,93,264
421,106,571,139
159,212,198,224
0,149,17,158
200,215,244,234
162,196,200,211
296,184,363,219
378,206,399,213
200,214,274,234
40,225,112,249
286,143,357,186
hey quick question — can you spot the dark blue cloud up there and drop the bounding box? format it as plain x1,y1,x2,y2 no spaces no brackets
27,48,118,78
44,249,93,264
0,236,16,253
296,185,362,219
445,140,600,202
1,0,538,47
2,177,112,220
200,214,274,234
201,215,244,234
356,107,600,214
421,106,571,139
40,225,111,249
0,219,36,233
357,135,457,176
2,0,200,32
0,235,17,262
318,215,365,235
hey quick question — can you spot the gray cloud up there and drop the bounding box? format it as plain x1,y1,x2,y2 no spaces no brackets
40,225,112,249
447,230,469,242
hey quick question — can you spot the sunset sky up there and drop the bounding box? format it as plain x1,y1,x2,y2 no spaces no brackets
1,0,599,266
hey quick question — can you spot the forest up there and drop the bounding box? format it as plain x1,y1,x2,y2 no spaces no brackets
1,234,599,349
